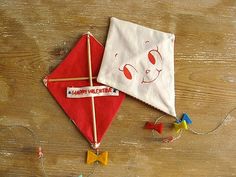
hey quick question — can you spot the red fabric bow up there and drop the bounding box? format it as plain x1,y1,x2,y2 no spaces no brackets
144,122,163,134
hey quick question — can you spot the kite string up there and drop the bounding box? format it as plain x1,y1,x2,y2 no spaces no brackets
152,107,236,142
152,115,182,143
188,107,236,135
0,124,98,177
0,125,48,177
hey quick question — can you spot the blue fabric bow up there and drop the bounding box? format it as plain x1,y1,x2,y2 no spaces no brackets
176,113,192,124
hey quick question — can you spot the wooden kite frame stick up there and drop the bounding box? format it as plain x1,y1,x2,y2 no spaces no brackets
87,32,98,148
47,77,97,82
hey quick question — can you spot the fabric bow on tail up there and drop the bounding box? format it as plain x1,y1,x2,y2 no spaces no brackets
174,113,192,133
144,122,163,134
86,150,108,165
174,121,188,133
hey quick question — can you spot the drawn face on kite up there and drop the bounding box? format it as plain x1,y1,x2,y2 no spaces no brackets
118,46,163,84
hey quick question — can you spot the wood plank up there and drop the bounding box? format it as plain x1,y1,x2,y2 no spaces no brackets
0,0,236,176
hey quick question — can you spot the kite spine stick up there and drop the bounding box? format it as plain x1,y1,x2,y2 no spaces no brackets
87,32,99,149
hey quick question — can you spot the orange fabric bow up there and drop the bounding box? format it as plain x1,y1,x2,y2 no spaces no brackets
86,150,108,165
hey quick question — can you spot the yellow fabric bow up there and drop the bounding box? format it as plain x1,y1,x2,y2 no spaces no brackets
86,150,108,165
174,120,188,133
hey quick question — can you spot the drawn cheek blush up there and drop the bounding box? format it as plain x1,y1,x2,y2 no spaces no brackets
148,51,156,65
148,50,162,64
148,49,163,71
123,66,132,79
119,64,137,80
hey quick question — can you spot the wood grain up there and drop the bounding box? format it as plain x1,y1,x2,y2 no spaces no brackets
0,0,236,176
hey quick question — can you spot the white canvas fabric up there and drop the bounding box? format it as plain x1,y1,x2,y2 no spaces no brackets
97,17,176,117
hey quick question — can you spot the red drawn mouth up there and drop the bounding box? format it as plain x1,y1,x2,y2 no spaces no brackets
141,69,162,84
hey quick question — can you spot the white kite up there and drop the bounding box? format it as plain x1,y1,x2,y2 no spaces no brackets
98,17,176,117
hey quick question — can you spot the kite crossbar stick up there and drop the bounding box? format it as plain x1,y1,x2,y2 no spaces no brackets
87,32,99,149
43,76,97,87
47,77,97,82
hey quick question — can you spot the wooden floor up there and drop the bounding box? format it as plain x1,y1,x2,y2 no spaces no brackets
1,1,236,177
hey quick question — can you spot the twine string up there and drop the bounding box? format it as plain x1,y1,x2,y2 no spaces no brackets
152,107,236,142
0,124,98,177
188,107,236,135
152,115,182,143
0,125,47,177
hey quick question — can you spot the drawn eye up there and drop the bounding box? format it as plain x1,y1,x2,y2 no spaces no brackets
148,51,156,65
119,64,137,80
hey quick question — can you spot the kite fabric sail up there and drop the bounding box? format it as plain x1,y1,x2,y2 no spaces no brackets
98,17,176,117
43,32,125,149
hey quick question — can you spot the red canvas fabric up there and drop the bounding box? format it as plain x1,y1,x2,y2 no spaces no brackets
44,34,125,146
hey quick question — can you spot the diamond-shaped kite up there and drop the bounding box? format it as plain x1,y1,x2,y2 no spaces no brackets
98,17,176,117
43,32,125,163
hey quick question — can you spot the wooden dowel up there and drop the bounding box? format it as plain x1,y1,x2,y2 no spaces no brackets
47,76,97,82
87,32,98,147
